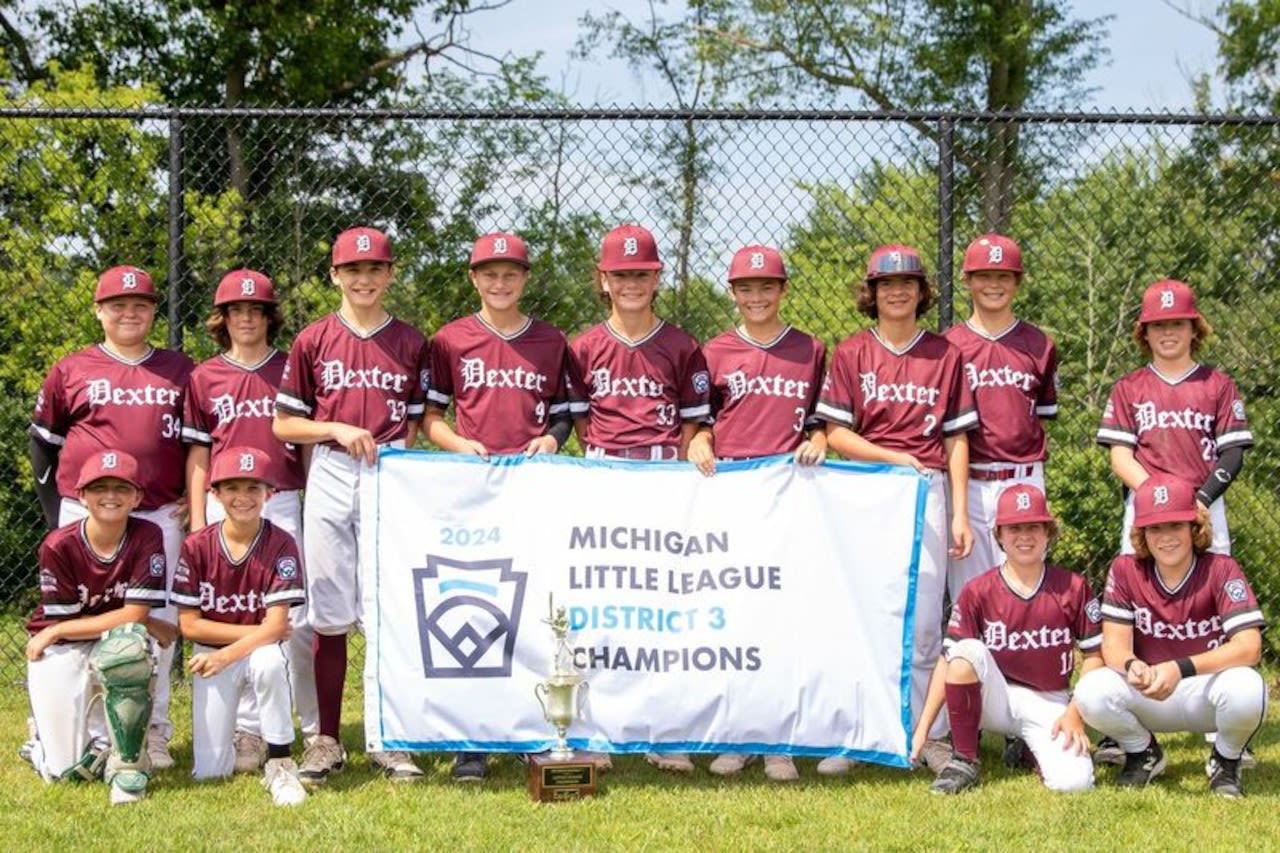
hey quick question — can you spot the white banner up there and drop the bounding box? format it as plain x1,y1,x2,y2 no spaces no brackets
361,451,926,767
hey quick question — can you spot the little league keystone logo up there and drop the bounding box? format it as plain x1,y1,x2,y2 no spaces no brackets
413,555,527,678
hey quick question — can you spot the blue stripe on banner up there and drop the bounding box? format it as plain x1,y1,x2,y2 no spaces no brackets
438,579,499,596
378,445,924,478
375,738,910,769
898,473,929,750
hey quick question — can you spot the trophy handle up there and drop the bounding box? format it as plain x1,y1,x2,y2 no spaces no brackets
576,681,589,720
534,682,549,719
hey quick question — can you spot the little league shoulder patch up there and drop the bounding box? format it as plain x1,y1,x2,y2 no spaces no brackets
149,554,166,578
1224,578,1248,603
692,370,710,395
276,556,299,581
1085,598,1102,623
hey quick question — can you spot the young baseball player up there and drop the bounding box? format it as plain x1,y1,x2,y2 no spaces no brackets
1097,278,1251,556
426,231,578,782
183,269,315,773
945,234,1058,601
913,484,1101,795
569,223,712,774
172,446,308,806
688,244,825,783
28,265,193,770
24,450,172,805
273,226,431,785
1073,475,1266,797
814,244,976,776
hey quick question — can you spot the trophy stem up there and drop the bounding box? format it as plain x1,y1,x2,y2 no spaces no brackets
550,725,573,760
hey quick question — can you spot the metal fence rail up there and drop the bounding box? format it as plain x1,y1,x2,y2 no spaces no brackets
1,106,1277,683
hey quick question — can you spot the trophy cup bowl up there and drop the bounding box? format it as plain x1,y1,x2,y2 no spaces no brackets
535,672,588,760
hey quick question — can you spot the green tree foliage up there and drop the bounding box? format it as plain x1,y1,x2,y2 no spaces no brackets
697,0,1109,231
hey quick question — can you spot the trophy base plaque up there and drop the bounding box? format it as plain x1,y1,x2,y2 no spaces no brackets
528,752,598,802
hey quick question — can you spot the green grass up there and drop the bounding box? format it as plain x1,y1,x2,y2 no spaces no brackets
1,674,1278,851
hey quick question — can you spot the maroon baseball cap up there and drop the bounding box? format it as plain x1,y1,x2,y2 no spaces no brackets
1133,475,1199,527
332,227,394,267
1138,279,1200,323
598,224,663,272
728,245,788,282
94,266,159,303
75,450,143,492
995,484,1053,526
214,269,277,306
963,234,1023,275
209,446,274,488
470,232,530,269
866,244,927,282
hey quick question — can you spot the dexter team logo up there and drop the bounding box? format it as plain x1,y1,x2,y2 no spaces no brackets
1152,485,1170,507
121,271,138,290
414,555,527,678
241,278,256,296
102,452,119,470
1015,492,1031,512
1160,289,1175,310
493,236,509,255
623,237,639,256
749,251,765,269
987,244,1004,264
239,452,256,472
356,233,372,253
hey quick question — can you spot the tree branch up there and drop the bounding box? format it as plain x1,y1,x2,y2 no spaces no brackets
0,8,46,83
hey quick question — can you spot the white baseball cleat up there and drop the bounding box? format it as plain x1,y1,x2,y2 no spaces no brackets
263,757,308,807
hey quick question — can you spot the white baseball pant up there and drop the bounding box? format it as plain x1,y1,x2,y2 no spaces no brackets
60,497,182,739
914,471,950,739
205,489,317,740
947,462,1045,602
26,640,109,780
190,642,295,779
304,445,381,635
946,638,1093,792
1119,491,1229,555
1074,666,1266,760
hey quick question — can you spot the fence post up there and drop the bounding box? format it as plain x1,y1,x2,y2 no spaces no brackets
167,115,185,350
937,116,955,331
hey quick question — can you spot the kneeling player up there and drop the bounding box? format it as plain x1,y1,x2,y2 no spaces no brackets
913,484,1101,794
171,447,308,806
24,451,173,805
1074,475,1265,798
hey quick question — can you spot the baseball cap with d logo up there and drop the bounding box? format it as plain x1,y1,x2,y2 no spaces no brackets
728,245,788,282
214,269,277,306
332,227,394,267
1138,279,1201,323
209,446,275,489
598,224,663,272
995,484,1053,526
75,450,143,491
1132,475,1198,527
94,266,159,303
470,232,530,269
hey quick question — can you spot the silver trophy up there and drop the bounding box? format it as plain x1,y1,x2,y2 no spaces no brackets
534,597,589,760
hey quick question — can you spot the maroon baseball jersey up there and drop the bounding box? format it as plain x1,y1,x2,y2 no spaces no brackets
183,350,305,491
569,321,711,451
427,314,577,455
26,517,168,635
30,345,193,509
702,326,826,459
1097,364,1252,484
275,313,429,447
171,520,305,630
815,329,977,470
944,564,1101,692
945,320,1058,464
1101,552,1264,661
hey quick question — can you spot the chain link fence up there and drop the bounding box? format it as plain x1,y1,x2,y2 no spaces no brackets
1,106,1277,684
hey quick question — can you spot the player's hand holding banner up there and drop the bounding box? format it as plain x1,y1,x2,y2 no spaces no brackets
361,451,926,767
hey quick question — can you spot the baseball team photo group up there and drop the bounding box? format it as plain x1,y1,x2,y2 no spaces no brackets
19,221,1269,815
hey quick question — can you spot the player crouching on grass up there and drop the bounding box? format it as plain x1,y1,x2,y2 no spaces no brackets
1074,475,1266,798
171,447,308,806
913,484,1101,795
688,244,826,783
23,450,173,806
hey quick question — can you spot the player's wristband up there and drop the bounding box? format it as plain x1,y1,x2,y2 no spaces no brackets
1123,658,1138,673
1176,657,1197,679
